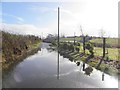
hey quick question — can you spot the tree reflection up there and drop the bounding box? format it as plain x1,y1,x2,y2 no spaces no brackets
102,72,104,81
84,66,93,76
83,62,85,71
76,62,80,66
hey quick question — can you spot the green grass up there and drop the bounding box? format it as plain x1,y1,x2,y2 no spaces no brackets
60,41,119,61
57,41,119,75
94,47,119,60
90,38,119,46
60,37,119,47
31,42,41,49
76,42,119,61
60,37,81,42
58,43,119,75
94,47,103,56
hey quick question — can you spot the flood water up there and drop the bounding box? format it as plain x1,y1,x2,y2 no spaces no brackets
2,43,118,88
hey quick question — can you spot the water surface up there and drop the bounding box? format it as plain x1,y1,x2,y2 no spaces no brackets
2,43,118,88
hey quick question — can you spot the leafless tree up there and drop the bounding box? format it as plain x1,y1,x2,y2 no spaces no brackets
99,28,105,38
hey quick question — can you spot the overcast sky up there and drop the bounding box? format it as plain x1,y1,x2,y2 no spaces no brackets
0,0,119,37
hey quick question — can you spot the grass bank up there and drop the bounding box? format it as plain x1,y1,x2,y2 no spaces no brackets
50,42,119,76
2,31,41,71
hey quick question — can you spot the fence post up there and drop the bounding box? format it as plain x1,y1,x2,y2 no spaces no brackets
103,38,106,58
74,32,75,45
83,36,85,54
96,37,106,69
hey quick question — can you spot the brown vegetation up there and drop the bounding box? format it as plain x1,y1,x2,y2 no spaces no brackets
2,31,41,70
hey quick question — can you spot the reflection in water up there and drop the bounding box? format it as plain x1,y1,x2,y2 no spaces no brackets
76,61,93,76
2,43,118,88
57,51,60,80
76,62,80,66
84,66,93,76
3,47,41,78
79,62,82,71
102,72,104,81
45,45,118,87
101,67,109,81
47,47,56,52
83,62,85,71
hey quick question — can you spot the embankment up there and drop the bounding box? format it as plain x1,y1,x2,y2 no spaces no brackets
2,31,41,72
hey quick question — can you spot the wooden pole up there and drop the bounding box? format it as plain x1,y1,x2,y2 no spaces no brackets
74,32,75,45
103,38,106,57
83,36,85,54
96,37,106,69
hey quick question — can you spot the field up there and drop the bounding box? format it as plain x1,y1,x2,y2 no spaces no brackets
57,36,120,74
60,37,119,46
94,47,119,60
60,37,119,61
90,38,119,47
60,37,81,42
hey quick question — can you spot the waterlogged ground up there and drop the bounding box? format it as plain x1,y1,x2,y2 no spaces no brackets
2,43,118,88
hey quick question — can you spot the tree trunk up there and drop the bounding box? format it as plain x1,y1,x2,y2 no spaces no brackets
96,38,106,69
83,36,85,54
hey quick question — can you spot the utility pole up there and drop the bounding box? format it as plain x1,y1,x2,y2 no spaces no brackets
57,7,60,80
58,7,59,49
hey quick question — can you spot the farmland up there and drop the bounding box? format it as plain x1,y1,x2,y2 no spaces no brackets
59,37,119,60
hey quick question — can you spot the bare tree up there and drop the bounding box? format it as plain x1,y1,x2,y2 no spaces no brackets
99,28,105,38
97,29,106,69
80,25,84,36
80,25,85,54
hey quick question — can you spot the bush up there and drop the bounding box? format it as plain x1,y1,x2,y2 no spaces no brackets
68,44,74,51
75,47,80,52
85,42,94,55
